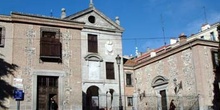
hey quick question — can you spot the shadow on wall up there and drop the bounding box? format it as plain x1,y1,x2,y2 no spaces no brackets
212,53,220,109
212,26,220,110
0,54,18,109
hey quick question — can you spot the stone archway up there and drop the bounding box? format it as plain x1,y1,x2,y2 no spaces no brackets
85,86,100,110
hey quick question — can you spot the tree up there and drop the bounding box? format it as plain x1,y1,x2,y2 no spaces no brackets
0,54,18,109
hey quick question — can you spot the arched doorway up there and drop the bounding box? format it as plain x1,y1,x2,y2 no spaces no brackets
85,86,99,110
151,75,169,110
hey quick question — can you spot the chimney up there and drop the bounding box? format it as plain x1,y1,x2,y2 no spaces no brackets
115,16,120,25
150,52,156,57
170,38,177,45
179,33,187,44
201,23,210,31
61,8,66,19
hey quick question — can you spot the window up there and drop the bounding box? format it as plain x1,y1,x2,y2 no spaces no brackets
212,50,219,69
88,15,96,23
210,32,216,41
88,34,98,53
38,76,58,87
200,36,204,39
127,97,133,106
126,74,132,86
160,90,168,110
40,27,61,62
0,27,5,47
106,62,115,79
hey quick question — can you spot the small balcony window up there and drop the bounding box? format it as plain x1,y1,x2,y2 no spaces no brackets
40,27,61,63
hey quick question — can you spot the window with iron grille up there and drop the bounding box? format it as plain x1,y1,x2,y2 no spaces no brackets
210,32,216,41
127,97,133,106
106,62,115,79
88,34,98,53
40,27,61,62
211,50,219,69
126,74,132,86
0,27,5,47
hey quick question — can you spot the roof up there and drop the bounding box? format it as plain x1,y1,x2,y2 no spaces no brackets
124,59,137,66
134,45,170,63
133,38,219,69
64,6,124,32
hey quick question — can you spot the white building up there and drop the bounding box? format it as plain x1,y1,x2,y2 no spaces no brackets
65,3,124,110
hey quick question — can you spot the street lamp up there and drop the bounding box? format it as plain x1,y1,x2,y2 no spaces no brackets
116,54,123,110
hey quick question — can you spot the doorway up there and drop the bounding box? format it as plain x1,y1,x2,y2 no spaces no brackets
160,90,167,110
37,76,58,110
85,86,99,110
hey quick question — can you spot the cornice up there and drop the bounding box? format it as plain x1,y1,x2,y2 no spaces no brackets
134,39,219,69
10,12,85,29
0,15,11,22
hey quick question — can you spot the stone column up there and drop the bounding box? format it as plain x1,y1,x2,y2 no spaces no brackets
99,93,106,109
133,92,138,110
178,94,183,110
156,93,161,110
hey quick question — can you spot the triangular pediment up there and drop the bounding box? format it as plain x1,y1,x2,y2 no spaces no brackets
65,7,124,32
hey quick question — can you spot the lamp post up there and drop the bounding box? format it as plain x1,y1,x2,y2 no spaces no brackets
116,54,123,110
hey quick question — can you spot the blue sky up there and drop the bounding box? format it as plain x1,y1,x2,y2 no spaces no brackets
0,0,220,56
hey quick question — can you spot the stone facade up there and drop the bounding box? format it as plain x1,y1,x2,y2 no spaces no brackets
65,6,124,110
0,12,84,110
124,38,219,109
0,4,124,110
187,23,219,41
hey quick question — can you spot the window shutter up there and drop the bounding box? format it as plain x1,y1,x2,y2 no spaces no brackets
88,34,98,53
40,27,61,62
126,74,132,85
106,62,115,79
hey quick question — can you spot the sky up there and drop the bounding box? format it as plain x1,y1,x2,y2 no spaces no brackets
0,0,220,56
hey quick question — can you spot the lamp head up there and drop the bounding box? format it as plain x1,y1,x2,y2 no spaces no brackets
116,54,121,65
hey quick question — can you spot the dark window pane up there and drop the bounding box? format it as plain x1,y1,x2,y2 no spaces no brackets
212,50,219,69
38,76,46,86
106,62,115,79
160,90,167,110
88,34,98,53
127,97,133,106
126,74,132,85
0,27,5,47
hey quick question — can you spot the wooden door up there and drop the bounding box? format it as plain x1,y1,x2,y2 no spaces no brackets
160,90,167,110
37,76,58,110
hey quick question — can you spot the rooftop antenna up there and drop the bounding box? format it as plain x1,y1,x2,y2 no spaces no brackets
203,6,208,24
50,9,53,17
160,14,166,46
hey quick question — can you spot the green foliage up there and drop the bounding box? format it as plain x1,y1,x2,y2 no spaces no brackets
0,54,18,109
